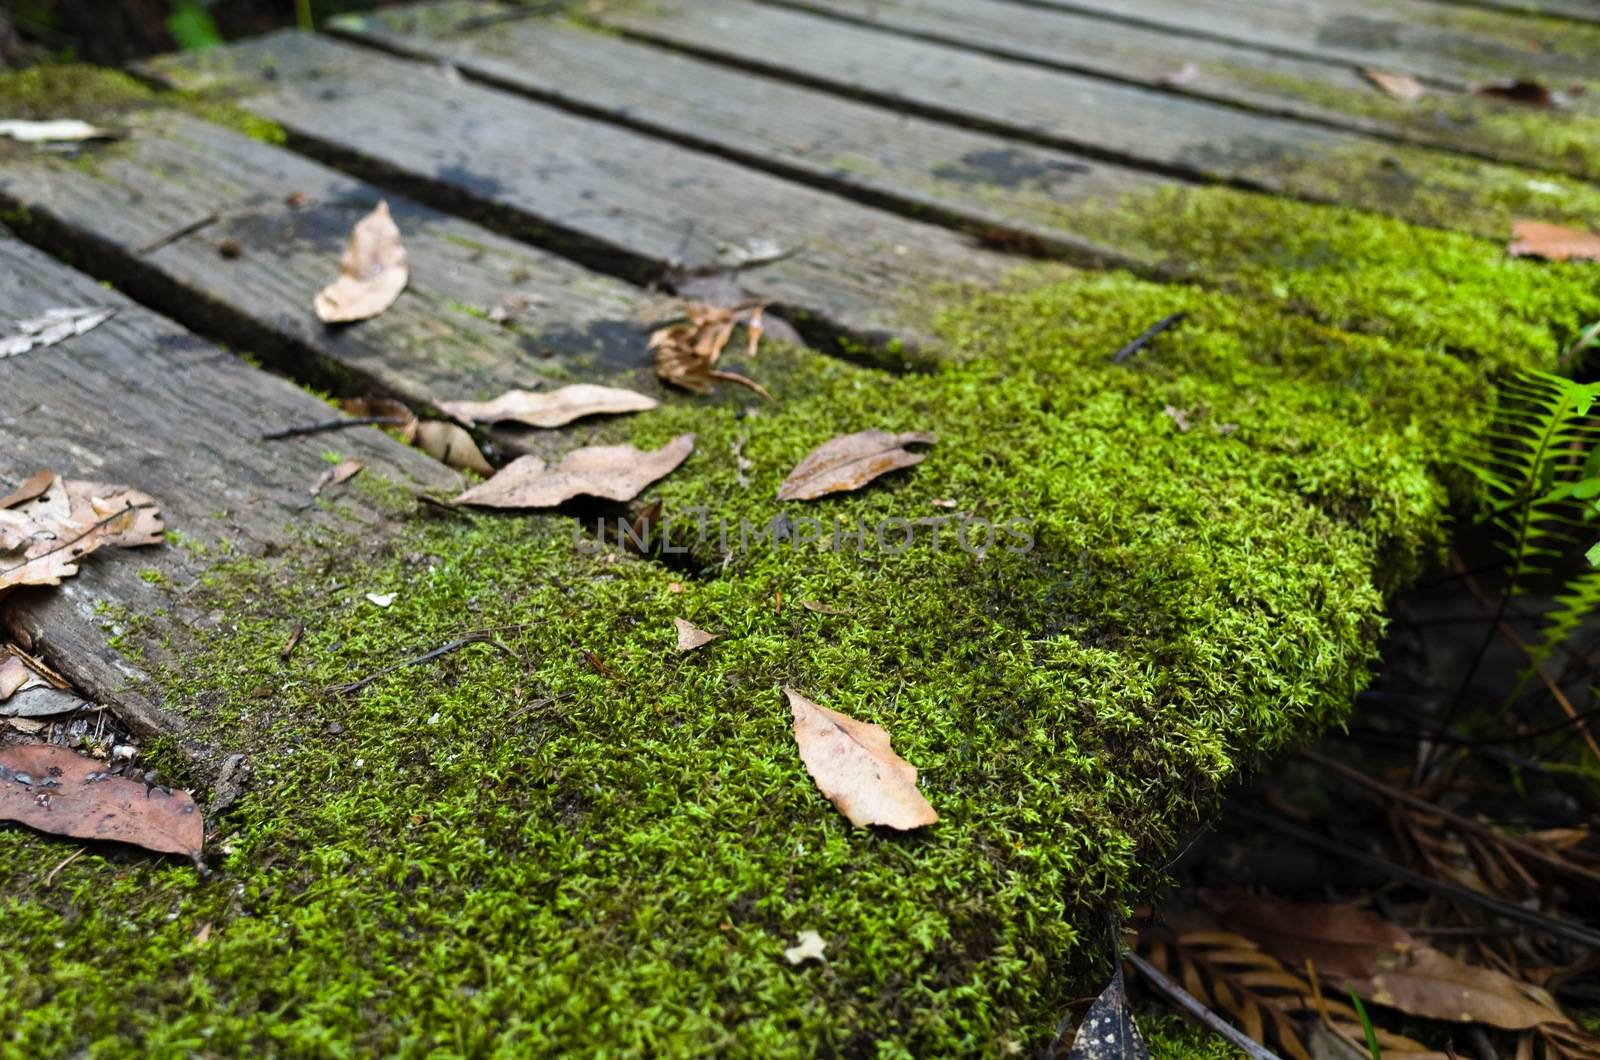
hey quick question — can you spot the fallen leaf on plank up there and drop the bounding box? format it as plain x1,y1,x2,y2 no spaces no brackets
0,656,28,700
1212,895,1573,1031
455,434,695,509
1474,78,1565,107
784,685,937,830
1361,68,1424,101
0,744,202,859
777,430,936,501
1,307,114,359
0,469,55,510
1508,219,1600,262
0,118,116,143
784,930,827,965
1066,968,1149,1060
441,384,658,429
63,481,165,547
340,397,419,442
414,420,493,475
1160,61,1199,87
309,458,364,498
674,618,717,652
314,200,409,323
0,473,163,596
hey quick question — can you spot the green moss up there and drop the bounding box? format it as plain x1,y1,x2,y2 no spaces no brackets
0,188,1579,1055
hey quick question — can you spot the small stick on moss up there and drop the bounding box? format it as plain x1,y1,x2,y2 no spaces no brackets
326,632,515,696
1111,311,1187,364
1124,951,1279,1060
258,416,411,442
43,846,86,889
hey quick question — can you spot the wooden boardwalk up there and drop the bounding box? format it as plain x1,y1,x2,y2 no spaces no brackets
3,0,1599,754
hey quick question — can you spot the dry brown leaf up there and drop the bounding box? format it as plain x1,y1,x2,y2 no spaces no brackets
0,469,54,510
784,685,937,830
0,744,202,859
414,420,493,475
651,301,768,395
314,200,409,323
801,600,851,616
340,396,419,442
1474,79,1564,107
309,459,364,498
0,656,29,701
673,618,717,652
777,430,936,502
1362,68,1424,101
0,512,107,593
1508,220,1600,262
441,384,658,429
1212,895,1572,1031
455,434,695,509
63,481,165,548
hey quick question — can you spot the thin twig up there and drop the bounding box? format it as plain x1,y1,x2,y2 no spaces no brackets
1111,311,1186,364
1229,805,1600,951
1124,951,1282,1060
258,416,411,442
1302,749,1600,890
326,633,515,695
43,846,86,888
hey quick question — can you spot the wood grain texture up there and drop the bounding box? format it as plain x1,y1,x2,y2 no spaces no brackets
590,0,1600,237
331,1,1172,261
144,32,1033,359
0,231,456,745
0,110,666,428
764,0,1600,180
998,0,1600,86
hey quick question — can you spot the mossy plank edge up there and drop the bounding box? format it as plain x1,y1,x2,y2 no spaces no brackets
0,232,457,747
4,174,1599,1055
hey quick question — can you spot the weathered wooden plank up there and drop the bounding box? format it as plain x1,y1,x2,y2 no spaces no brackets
999,0,1600,86
0,230,456,744
0,109,664,429
757,0,1600,180
1420,0,1600,23
331,1,1173,259
587,0,1600,238
144,32,1037,360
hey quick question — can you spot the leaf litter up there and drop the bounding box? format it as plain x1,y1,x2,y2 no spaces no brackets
455,434,695,509
1,307,114,359
784,686,937,830
777,430,937,501
1508,219,1600,262
0,743,202,859
441,384,658,429
673,619,717,653
0,471,164,598
314,200,409,323
650,300,771,398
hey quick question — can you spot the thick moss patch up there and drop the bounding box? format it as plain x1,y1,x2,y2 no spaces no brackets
0,190,1595,1056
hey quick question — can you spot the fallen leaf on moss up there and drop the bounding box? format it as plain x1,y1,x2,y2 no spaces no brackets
309,458,364,498
673,618,717,652
455,434,695,509
0,118,117,143
777,430,936,501
0,743,202,859
650,301,770,397
314,200,409,323
1361,68,1424,101
1212,895,1572,1031
366,592,396,608
1508,220,1600,262
1163,406,1192,433
414,420,493,475
784,686,937,830
1,307,114,359
784,930,827,965
800,600,850,615
441,384,658,429
1065,968,1148,1059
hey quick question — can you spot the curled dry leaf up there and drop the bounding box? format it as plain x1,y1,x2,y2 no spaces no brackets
673,618,717,652
1211,894,1572,1031
0,656,29,701
1508,220,1600,262
777,430,936,501
0,744,202,859
0,472,163,597
1066,968,1149,1060
1,307,114,359
650,300,769,396
314,200,409,323
1361,68,1424,101
441,384,658,429
455,434,695,509
0,118,117,143
309,459,364,498
413,420,493,475
784,685,937,830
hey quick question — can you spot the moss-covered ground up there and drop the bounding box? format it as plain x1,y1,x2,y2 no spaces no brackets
5,55,1600,1056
